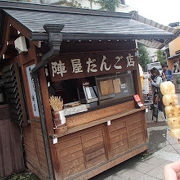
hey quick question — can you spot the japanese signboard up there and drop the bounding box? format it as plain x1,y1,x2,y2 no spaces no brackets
49,50,137,81
26,64,40,117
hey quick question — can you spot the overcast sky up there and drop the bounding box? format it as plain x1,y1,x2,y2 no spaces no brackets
125,0,180,26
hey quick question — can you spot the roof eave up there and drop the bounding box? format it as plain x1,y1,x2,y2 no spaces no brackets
0,0,131,18
131,11,180,35
31,32,177,41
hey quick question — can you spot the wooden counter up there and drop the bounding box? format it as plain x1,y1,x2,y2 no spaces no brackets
52,107,145,138
51,108,148,179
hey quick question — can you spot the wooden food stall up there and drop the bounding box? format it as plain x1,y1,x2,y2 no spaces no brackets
0,1,179,180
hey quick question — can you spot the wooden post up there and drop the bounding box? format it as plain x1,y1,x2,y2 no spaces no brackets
38,68,63,180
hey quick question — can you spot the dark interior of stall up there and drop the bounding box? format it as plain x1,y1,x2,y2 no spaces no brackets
46,68,136,117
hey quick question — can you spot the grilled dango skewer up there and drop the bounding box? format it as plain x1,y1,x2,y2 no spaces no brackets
162,94,178,106
160,81,175,95
165,105,180,118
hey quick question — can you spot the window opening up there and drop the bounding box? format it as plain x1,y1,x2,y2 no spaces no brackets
47,71,135,117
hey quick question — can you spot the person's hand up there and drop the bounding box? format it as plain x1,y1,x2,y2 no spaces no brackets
164,160,180,180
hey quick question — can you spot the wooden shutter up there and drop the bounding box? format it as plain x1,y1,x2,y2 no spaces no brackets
2,63,28,126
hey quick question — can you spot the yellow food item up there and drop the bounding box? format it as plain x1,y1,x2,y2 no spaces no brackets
160,81,175,95
165,105,180,118
162,94,178,106
160,81,180,143
170,128,180,139
168,117,180,128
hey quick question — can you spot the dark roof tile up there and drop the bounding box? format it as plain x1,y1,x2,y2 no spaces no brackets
0,1,179,48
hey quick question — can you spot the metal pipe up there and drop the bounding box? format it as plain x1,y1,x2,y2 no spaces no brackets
32,24,64,73
31,24,64,180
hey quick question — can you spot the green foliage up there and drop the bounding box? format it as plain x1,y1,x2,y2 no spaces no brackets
9,0,122,10
141,151,153,160
156,49,167,66
54,0,121,10
138,43,150,70
7,171,40,180
88,0,94,9
95,0,121,11
63,0,82,8
50,0,82,8
9,0,82,7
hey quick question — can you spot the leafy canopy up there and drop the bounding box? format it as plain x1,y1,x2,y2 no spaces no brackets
137,43,150,70
9,0,122,11
156,49,167,66
95,0,121,11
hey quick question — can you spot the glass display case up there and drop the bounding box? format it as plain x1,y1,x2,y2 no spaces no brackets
96,71,135,104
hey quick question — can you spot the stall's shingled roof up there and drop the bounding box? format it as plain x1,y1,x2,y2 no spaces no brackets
0,1,179,48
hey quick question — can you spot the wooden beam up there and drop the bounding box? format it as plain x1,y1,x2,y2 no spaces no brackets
0,16,11,58
8,16,31,40
39,67,63,180
8,16,41,48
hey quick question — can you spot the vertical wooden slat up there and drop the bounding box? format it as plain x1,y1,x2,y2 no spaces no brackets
0,105,24,178
1,120,13,176
0,126,5,176
107,119,128,158
10,121,24,171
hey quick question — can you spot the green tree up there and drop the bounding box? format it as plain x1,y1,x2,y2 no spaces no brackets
95,0,121,11
49,0,82,8
88,0,94,9
156,49,167,66
138,43,150,70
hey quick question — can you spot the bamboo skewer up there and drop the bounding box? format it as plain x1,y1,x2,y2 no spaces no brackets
49,96,67,130
49,95,63,111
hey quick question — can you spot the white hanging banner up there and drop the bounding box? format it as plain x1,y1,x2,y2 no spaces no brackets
26,64,40,117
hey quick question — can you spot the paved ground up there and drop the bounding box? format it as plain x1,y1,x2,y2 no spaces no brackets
90,97,180,180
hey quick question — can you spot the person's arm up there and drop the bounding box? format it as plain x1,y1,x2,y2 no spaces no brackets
164,160,180,180
151,76,162,88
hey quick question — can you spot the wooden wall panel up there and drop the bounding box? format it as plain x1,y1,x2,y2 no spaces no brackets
107,119,128,158
0,113,24,177
71,143,147,180
101,111,146,160
126,111,146,149
81,128,107,169
55,125,107,178
23,123,49,180
0,105,10,120
51,110,147,180
56,135,85,177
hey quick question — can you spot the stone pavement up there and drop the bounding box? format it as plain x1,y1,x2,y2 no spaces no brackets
90,108,180,180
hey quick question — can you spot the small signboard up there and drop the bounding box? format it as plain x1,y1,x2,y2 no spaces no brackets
26,64,40,117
